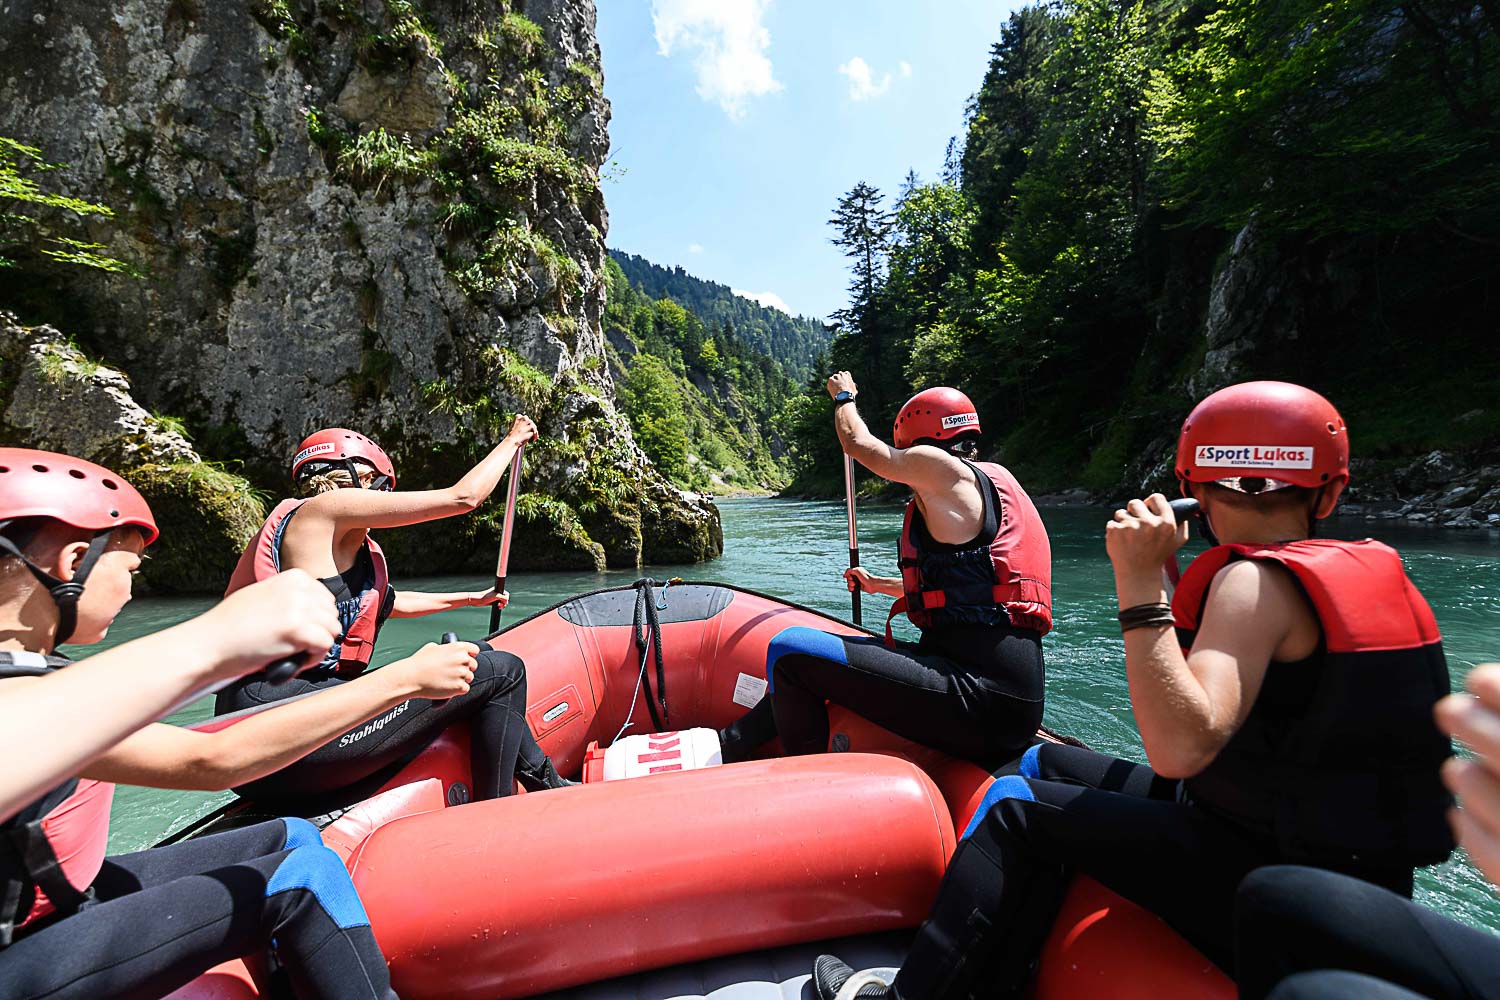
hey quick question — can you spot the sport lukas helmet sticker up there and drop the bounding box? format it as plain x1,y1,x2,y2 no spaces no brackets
940,412,980,430
293,441,338,466
1194,445,1315,470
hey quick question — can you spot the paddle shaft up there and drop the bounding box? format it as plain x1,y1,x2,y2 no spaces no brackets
844,453,861,626
489,443,525,634
1162,497,1200,597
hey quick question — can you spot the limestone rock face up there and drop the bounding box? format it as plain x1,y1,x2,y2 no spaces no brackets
0,313,263,592
0,0,720,582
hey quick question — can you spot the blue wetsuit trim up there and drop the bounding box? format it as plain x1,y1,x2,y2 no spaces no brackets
266,846,372,930
961,775,1036,841
1018,744,1042,780
764,626,849,694
281,816,323,852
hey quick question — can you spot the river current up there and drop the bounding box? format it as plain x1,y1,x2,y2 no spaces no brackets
76,499,1500,930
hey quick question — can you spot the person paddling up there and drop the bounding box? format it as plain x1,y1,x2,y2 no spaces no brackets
215,419,575,806
0,449,433,998
717,372,1051,765
812,381,1454,1000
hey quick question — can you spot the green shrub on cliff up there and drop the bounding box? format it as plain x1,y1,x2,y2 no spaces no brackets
130,462,265,593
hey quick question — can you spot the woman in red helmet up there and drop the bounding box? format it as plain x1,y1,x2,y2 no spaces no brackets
215,417,577,807
718,372,1051,766
0,448,481,998
812,381,1454,1000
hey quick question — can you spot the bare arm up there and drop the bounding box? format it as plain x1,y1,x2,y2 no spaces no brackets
843,567,904,598
0,571,342,821
1107,495,1315,778
390,587,506,618
827,372,967,492
79,641,480,791
286,415,538,547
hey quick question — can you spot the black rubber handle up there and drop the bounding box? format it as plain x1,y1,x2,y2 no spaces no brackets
1169,497,1200,520
440,632,459,644
264,654,307,684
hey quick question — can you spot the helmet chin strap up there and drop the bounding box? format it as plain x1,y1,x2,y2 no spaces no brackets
342,458,393,492
0,522,112,646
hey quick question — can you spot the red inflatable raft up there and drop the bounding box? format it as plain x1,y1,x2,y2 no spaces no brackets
170,582,1233,1000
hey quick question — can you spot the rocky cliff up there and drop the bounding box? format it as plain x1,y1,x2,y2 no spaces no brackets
1103,221,1500,530
0,0,721,586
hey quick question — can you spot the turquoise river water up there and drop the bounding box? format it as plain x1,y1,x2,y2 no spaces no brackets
73,499,1500,930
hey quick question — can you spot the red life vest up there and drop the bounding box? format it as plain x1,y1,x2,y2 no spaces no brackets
227,498,392,677
1172,539,1454,869
887,460,1052,645
0,655,115,946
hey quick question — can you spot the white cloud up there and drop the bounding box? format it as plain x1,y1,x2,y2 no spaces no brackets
839,56,892,101
688,243,705,254
733,288,793,315
652,0,782,119
899,60,913,77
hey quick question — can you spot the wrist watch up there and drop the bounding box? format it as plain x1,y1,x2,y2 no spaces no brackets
833,390,856,408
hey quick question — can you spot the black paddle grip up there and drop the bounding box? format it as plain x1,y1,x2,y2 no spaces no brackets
264,654,307,684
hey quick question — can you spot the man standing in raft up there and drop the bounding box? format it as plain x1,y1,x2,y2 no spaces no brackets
216,418,576,803
0,450,422,998
813,381,1454,1000
718,372,1051,765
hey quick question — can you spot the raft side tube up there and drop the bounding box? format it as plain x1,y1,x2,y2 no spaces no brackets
347,754,956,1000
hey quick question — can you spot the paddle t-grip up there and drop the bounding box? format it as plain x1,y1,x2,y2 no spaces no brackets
264,653,308,684
440,632,459,644
1169,497,1200,521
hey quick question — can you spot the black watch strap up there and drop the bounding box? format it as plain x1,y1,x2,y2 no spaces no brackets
833,391,856,408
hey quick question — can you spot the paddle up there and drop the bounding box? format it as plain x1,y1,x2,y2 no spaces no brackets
489,443,525,636
844,453,862,626
1162,497,1200,596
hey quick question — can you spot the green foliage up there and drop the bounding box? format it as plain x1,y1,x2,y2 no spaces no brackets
781,0,1499,495
1146,0,1500,237
621,355,690,481
497,12,545,61
609,251,830,383
336,128,437,192
1,137,135,275
482,344,553,413
605,255,798,491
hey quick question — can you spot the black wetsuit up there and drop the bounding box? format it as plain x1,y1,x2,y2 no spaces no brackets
1236,865,1500,1000
883,742,1418,1000
217,547,564,809
0,818,394,999
719,469,1045,765
218,642,554,808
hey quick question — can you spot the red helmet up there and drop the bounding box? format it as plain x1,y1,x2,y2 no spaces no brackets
292,429,395,490
893,387,982,449
1176,381,1349,500
0,449,158,544
0,449,158,645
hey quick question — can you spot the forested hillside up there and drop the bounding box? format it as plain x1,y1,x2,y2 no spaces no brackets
604,256,795,492
609,251,830,383
784,0,1499,511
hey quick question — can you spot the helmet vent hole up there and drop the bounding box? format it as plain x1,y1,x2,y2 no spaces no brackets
31,464,47,473
1326,422,1337,433
68,469,86,479
109,509,119,518
0,466,8,474
1320,473,1329,481
102,479,119,490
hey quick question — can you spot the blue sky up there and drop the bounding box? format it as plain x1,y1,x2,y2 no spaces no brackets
595,1,1022,321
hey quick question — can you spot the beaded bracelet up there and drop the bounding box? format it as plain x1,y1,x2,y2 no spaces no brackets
1117,602,1176,633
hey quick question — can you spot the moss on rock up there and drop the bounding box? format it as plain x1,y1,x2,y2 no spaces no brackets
641,479,723,565
504,493,605,571
130,462,265,593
